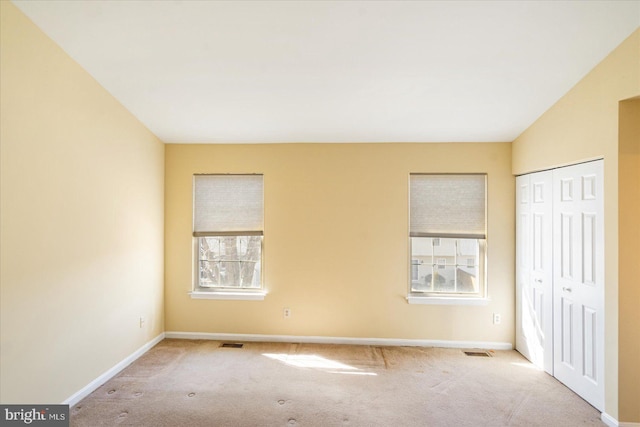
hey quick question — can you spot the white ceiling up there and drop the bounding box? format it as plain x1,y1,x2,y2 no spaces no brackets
12,1,640,143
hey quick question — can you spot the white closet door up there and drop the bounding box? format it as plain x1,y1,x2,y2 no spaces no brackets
516,172,553,374
515,175,532,363
552,160,604,411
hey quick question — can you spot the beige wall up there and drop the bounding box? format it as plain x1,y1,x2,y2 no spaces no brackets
0,2,165,403
512,29,640,422
165,143,514,344
618,98,640,423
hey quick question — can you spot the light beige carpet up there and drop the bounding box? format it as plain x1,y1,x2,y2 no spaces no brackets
71,339,604,426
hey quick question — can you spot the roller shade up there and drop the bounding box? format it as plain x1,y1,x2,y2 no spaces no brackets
410,174,486,239
193,174,263,236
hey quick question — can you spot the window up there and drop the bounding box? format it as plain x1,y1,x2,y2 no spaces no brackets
198,236,261,288
409,174,487,302
192,174,264,298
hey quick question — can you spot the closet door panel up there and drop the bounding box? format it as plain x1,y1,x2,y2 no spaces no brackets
516,171,553,374
552,160,604,411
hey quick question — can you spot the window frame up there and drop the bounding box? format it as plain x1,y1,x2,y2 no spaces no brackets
195,235,263,288
190,174,266,300
407,173,489,304
408,237,487,300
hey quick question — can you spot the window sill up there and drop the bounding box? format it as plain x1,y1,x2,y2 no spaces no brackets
189,290,267,301
406,295,490,306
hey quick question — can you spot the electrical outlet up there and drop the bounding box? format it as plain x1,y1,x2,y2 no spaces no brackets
283,308,291,319
493,313,501,325
139,316,145,328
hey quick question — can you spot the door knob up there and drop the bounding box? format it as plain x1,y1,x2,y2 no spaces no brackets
535,278,543,284
562,287,572,292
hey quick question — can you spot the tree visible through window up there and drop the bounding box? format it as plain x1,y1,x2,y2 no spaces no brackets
198,236,261,288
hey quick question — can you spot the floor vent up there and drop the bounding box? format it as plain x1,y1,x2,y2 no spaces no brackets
220,343,244,349
464,351,491,357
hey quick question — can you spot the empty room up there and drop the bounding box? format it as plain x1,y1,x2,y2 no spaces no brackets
1,1,638,426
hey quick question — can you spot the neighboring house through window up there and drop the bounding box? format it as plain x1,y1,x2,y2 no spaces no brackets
409,174,487,303
192,174,265,299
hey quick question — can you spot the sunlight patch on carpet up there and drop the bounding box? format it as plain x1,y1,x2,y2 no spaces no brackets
262,353,377,376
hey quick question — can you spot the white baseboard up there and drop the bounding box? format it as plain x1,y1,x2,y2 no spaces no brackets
603,413,618,427
164,331,513,350
63,332,165,407
602,412,640,427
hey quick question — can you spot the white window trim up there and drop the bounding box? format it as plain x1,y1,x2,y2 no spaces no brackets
408,174,488,303
193,174,265,295
194,235,263,291
189,290,267,301
408,237,488,302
